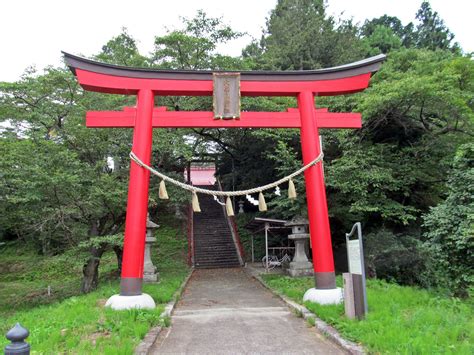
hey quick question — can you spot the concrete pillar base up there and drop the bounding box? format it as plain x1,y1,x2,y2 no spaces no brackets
303,287,343,305
105,293,156,310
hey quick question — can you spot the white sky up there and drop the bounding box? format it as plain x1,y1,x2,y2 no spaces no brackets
0,0,472,82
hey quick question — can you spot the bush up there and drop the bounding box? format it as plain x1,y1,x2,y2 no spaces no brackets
422,143,474,297
364,228,427,285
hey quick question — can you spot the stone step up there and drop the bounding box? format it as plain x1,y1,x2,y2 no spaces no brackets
195,248,235,252
195,257,239,262
195,245,236,250
194,236,233,239
195,254,239,259
191,185,241,268
194,244,237,249
194,227,232,231
194,264,241,269
194,243,235,248
195,250,235,253
195,258,240,263
194,236,233,240
195,261,240,267
195,247,237,251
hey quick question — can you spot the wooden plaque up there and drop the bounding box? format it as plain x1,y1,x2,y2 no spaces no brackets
213,73,240,119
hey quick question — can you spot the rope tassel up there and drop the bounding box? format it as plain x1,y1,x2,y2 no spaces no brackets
225,197,234,216
192,192,201,212
258,192,267,212
159,180,169,199
288,178,297,200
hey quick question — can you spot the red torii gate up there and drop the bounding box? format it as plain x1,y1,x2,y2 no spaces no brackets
64,52,385,308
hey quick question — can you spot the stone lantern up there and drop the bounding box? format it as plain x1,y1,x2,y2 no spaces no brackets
285,217,313,277
143,215,160,283
238,200,245,214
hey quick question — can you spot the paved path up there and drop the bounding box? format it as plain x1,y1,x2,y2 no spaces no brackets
150,268,343,354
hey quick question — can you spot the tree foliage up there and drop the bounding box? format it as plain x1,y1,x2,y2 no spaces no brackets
152,10,243,70
245,0,364,70
361,1,460,53
422,143,474,297
414,1,459,52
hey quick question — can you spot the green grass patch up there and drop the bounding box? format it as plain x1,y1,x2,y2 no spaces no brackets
0,242,119,317
0,215,189,353
262,274,474,354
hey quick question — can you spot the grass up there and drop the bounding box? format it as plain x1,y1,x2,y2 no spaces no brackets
0,215,189,353
262,274,474,354
0,244,89,316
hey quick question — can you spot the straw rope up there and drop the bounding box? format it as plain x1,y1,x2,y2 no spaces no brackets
129,151,324,197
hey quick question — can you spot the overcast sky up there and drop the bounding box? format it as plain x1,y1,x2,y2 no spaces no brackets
0,0,472,82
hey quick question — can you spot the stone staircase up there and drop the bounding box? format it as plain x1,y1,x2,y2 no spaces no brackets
193,185,241,269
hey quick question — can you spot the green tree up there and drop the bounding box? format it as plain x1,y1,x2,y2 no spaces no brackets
361,15,417,49
414,1,459,52
151,10,243,70
361,15,407,39
423,143,474,297
249,0,364,70
361,2,461,54
96,28,148,66
362,25,402,55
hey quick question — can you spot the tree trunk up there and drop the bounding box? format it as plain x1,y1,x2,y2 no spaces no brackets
113,245,123,274
81,246,105,293
81,222,104,293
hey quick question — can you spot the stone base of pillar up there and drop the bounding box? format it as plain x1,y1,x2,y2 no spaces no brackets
303,287,343,305
143,272,160,283
287,261,314,277
105,293,156,310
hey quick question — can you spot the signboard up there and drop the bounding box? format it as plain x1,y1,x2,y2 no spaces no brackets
213,73,241,120
347,239,362,274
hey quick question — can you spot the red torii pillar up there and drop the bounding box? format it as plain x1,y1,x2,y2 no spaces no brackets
63,52,385,308
120,89,154,296
299,91,336,290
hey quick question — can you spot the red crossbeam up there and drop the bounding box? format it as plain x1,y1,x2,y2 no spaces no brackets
86,107,361,129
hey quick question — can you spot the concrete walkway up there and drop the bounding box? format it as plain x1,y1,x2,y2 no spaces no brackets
150,268,343,354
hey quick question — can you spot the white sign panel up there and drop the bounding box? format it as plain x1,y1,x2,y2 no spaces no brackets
347,239,362,275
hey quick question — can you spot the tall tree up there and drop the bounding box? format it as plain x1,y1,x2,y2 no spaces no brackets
248,0,364,70
361,15,416,50
414,1,458,52
362,25,402,55
151,10,243,70
96,28,148,67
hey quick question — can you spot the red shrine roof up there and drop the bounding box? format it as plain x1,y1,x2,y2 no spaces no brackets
63,52,385,82
62,52,385,97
